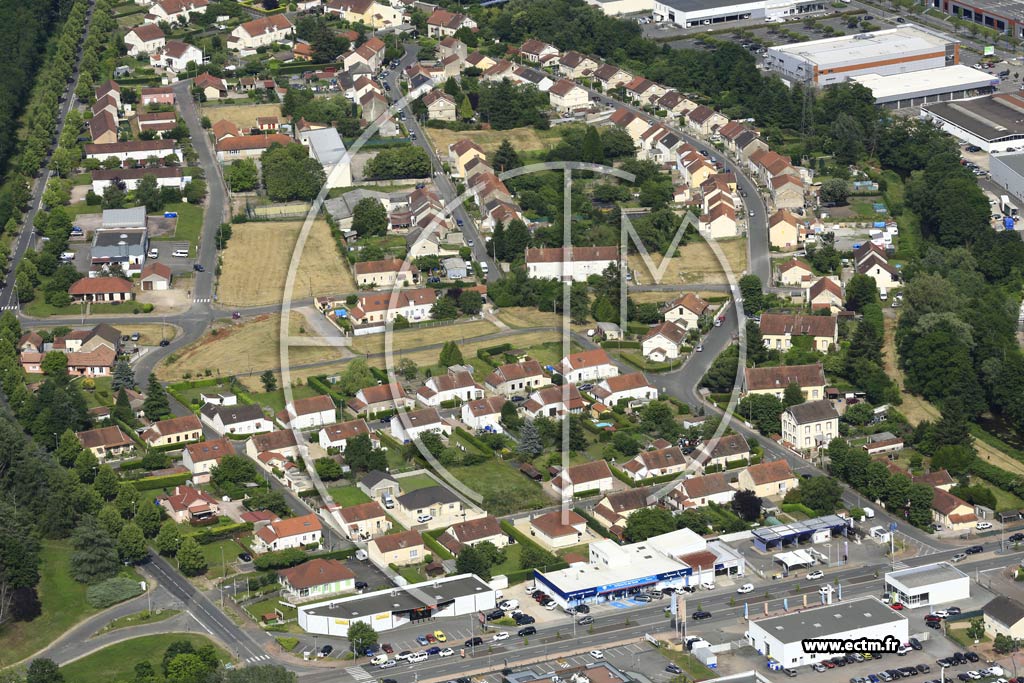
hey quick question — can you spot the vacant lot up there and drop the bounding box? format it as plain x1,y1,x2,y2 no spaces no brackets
350,319,500,356
203,103,282,130
424,125,561,156
628,238,747,286
627,290,724,306
218,219,355,307
160,313,339,380
495,307,588,333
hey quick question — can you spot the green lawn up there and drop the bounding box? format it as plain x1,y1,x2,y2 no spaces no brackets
67,203,103,217
198,538,248,579
81,376,115,409
970,475,1024,512
151,202,203,249
396,473,438,492
661,645,719,680
245,597,297,622
490,544,522,576
59,634,229,683
445,462,548,515
396,565,425,584
248,384,321,414
327,485,372,506
0,540,97,667
71,172,92,186
22,297,147,318
99,608,181,633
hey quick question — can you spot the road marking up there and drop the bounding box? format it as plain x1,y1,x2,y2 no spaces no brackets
0,305,18,311
194,297,212,303
188,610,214,635
346,666,372,680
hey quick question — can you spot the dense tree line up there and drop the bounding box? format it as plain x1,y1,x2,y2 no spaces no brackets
260,143,326,202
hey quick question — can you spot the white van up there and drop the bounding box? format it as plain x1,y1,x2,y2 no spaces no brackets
480,262,489,274
172,249,189,258
409,651,428,663
355,549,368,561
370,654,388,665
148,247,159,259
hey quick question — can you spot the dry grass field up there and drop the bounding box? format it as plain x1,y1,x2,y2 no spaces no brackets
496,307,589,333
203,103,282,130
349,320,501,356
424,126,560,156
217,219,355,307
160,313,339,381
626,290,725,306
627,238,748,286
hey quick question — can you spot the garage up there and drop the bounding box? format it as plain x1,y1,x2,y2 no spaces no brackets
140,261,172,291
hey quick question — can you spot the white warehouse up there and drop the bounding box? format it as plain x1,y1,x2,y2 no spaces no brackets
883,562,970,609
653,0,824,28
765,26,958,88
747,597,909,668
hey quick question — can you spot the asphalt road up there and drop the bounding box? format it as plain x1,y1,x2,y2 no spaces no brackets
0,0,96,311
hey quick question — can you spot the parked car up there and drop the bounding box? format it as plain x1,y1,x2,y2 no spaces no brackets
633,594,652,603
415,636,429,646
976,521,993,530
492,632,509,641
426,647,440,656
908,638,922,650
574,604,590,614
951,553,968,562
487,609,505,621
319,645,333,658
500,600,519,611
666,664,682,674
409,652,428,663
434,631,447,642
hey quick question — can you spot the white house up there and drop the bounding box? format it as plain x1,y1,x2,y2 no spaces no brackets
522,384,585,420
229,15,294,51
317,418,373,451
145,0,208,23
556,348,619,384
252,514,323,554
84,140,181,163
781,400,839,453
278,395,336,430
199,402,269,436
390,407,451,442
484,360,548,397
149,40,203,73
124,23,166,56
551,460,614,498
526,246,618,282
461,395,506,434
181,438,234,484
641,321,688,362
548,79,590,113
591,372,658,407
416,369,483,406
664,293,709,330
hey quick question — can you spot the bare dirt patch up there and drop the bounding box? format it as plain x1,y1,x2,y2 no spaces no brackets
628,238,747,286
202,103,283,131
423,126,557,157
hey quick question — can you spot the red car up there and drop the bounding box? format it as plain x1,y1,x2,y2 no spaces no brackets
924,614,943,623
890,603,904,610
425,634,437,643
823,661,836,669
381,644,394,654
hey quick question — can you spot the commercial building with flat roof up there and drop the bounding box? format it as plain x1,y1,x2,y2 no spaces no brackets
884,562,970,608
652,0,825,29
297,574,496,636
929,0,1024,39
747,597,909,668
922,92,1024,152
989,150,1024,206
765,26,958,87
584,0,653,15
852,65,998,108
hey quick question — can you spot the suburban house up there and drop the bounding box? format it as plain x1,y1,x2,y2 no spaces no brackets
548,79,589,112
525,246,618,282
317,419,373,451
914,469,955,492
76,425,133,460
139,262,172,291
142,414,203,447
390,407,451,442
426,9,476,38
519,39,559,63
90,114,118,144
668,473,736,510
337,501,392,541
777,257,815,287
277,395,336,430
864,432,904,457
199,402,269,436
448,139,486,178
521,384,585,420
461,395,507,434
593,487,653,535
253,514,323,554
348,383,414,416
591,372,657,407
759,314,837,353
124,23,165,56
641,321,688,362
556,348,618,384
465,51,496,71
423,90,457,121
529,509,587,548
21,324,120,378
347,288,437,329
436,516,507,556
737,460,798,499
770,174,805,210
182,438,234,484
769,209,800,250
551,460,614,498
325,0,400,27
92,167,187,195
780,399,839,453
982,597,1024,640
395,485,468,528
807,277,845,313
139,86,176,106
743,363,827,401
416,369,483,406
194,72,228,99
484,360,547,397
245,430,299,459
703,433,750,469
353,257,418,288
149,40,203,73
621,445,688,481
557,51,600,78
931,488,978,531
145,0,208,24
698,202,737,240
84,139,180,163
215,134,293,161
664,293,709,330
594,63,633,90
160,485,221,523
855,243,900,291
68,277,134,303
368,530,424,566
278,559,355,602
229,15,294,51
357,470,400,500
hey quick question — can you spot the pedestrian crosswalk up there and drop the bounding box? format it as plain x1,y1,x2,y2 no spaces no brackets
0,305,18,311
347,666,372,680
194,297,212,303
245,655,272,663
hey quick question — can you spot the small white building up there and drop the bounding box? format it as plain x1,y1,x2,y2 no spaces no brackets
641,322,688,362
461,395,506,433
298,127,352,189
884,563,971,609
317,418,373,451
181,438,233,484
199,402,269,436
390,407,451,442
278,395,336,431
252,514,323,554
416,369,483,406
526,246,618,282
556,348,619,384
591,372,658,407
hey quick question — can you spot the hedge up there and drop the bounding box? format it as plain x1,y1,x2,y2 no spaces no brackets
421,532,454,561
498,520,572,572
573,507,620,542
86,576,144,608
454,427,491,454
253,547,309,571
186,522,253,544
308,375,347,403
130,471,191,491
610,465,682,488
115,418,146,448
970,460,1024,500
600,340,641,350
781,502,817,518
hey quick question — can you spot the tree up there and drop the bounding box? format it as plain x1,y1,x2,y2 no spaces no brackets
737,394,785,435
102,181,126,209
117,521,147,565
134,498,163,538
166,654,209,683
244,490,290,517
819,178,849,205
338,359,375,395
845,274,877,312
455,544,491,580
738,274,764,313
223,666,297,683
314,457,343,480
493,139,521,173
783,382,805,407
398,358,418,381
581,126,604,165
70,516,119,583
135,174,164,213
155,520,182,556
431,296,459,321
26,659,63,683
351,198,387,237
519,543,558,570
112,358,134,391
261,144,326,201
142,375,170,420
458,289,482,315
516,420,543,457
184,179,207,204
439,340,463,367
98,504,125,538
113,387,135,425
260,370,277,392
732,490,762,522
364,146,431,180
211,455,259,488
93,465,119,500
458,94,474,121
347,621,378,655
225,159,259,192
624,507,674,542
793,476,843,515
177,537,207,576
40,351,67,378
966,617,985,642
602,127,635,159
75,450,99,484
54,428,85,467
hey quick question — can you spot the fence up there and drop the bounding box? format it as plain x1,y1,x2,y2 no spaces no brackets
247,201,314,221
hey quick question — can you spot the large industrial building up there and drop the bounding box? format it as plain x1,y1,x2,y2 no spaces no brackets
929,0,1024,39
534,528,745,608
747,597,909,668
652,0,825,29
297,574,497,636
884,562,971,609
922,92,1024,152
990,150,1024,203
585,0,654,15
851,65,998,108
765,26,958,87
